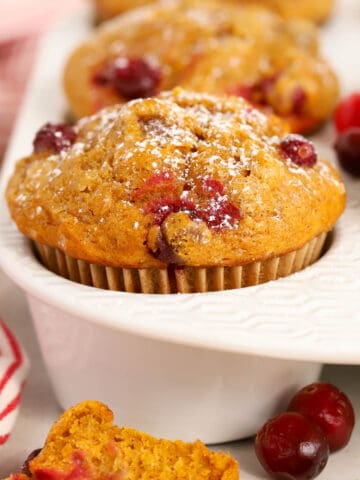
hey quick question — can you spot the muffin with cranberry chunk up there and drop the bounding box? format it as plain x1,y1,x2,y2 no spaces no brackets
64,0,338,134
5,401,239,480
94,0,334,24
6,89,345,293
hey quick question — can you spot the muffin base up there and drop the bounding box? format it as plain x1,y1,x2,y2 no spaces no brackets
33,233,327,294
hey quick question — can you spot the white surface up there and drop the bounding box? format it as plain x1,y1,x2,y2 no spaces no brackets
0,0,360,476
0,3,360,365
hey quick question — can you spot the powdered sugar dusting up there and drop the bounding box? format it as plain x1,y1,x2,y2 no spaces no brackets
13,89,324,238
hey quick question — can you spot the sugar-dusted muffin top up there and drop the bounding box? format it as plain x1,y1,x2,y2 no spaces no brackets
5,401,238,480
64,0,338,134
94,0,334,24
6,89,345,269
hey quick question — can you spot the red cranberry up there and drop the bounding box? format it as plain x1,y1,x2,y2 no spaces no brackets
292,87,307,114
33,123,76,154
93,57,162,100
134,171,175,199
144,177,242,230
334,93,360,133
255,412,329,480
198,198,241,230
144,197,196,225
21,448,42,476
334,127,360,177
288,382,355,452
280,135,317,167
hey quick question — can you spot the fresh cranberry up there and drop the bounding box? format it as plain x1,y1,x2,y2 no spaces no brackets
33,123,76,154
280,135,317,167
255,412,329,480
334,127,360,177
334,93,360,133
21,448,42,475
288,382,355,452
197,177,242,229
93,57,162,100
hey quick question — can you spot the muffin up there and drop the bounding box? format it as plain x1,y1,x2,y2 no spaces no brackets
94,0,334,24
5,401,239,480
5,89,345,293
64,0,339,134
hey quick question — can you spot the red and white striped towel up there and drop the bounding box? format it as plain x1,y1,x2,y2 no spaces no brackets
0,319,29,445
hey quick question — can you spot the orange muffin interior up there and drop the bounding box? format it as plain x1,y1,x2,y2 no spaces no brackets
6,401,238,480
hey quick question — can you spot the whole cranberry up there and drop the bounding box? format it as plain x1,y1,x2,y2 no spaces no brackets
334,127,360,177
94,57,162,100
280,135,317,167
255,412,329,480
33,123,76,154
334,93,360,133
288,382,355,452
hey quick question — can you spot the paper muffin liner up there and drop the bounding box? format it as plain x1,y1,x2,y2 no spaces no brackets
33,232,328,294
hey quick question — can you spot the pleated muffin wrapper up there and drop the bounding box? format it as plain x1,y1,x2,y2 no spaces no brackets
33,232,327,294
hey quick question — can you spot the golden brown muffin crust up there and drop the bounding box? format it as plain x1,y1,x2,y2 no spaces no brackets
6,89,346,269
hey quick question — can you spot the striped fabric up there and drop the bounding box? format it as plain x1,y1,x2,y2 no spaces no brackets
0,319,29,445
0,0,85,162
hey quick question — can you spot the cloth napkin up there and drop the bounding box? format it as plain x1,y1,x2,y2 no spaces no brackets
0,319,29,445
0,0,85,162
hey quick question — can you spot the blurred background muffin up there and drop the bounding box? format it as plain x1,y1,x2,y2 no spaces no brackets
94,0,334,23
64,0,339,134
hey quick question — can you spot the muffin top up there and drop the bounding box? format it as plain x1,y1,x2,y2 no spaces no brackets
6,89,345,269
64,0,338,134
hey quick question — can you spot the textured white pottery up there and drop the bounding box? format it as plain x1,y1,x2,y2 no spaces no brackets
26,292,321,443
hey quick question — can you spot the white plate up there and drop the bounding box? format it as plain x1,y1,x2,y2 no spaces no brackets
1,0,360,366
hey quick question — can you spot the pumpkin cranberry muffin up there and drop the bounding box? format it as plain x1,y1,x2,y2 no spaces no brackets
64,0,338,134
6,89,345,293
94,0,334,23
5,401,239,480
